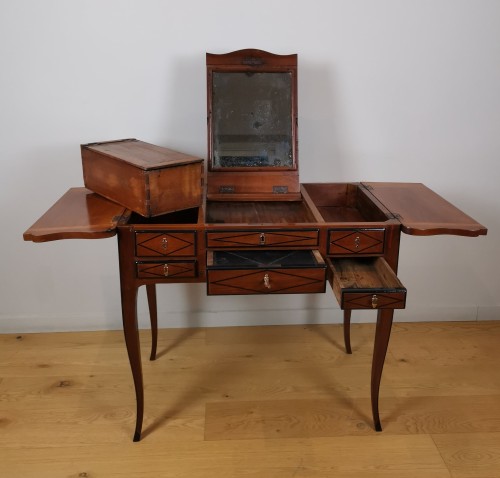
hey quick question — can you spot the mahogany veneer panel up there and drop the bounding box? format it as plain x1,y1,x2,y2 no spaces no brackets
328,229,385,255
136,261,197,279
135,232,196,257
206,230,319,248
363,182,487,236
23,188,127,243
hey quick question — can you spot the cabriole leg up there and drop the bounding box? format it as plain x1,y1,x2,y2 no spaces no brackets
146,284,158,361
371,308,394,432
343,309,352,354
121,285,144,442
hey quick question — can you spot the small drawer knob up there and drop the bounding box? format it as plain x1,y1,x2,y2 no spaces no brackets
371,294,378,309
161,237,168,250
163,264,169,277
263,273,271,289
354,236,361,249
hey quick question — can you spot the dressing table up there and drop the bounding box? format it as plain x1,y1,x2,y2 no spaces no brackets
24,50,487,441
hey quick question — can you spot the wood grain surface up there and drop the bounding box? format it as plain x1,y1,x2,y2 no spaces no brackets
2,321,500,477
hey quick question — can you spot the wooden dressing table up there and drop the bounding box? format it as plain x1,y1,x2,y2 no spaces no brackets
24,50,487,441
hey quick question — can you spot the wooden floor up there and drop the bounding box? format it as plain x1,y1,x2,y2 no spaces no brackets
2,321,500,477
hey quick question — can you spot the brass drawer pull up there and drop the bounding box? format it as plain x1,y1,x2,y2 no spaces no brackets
161,237,168,250
371,294,378,308
259,233,266,245
354,236,361,249
263,273,271,289
163,264,169,277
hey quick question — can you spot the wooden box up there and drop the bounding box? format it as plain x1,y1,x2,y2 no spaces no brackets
81,139,203,217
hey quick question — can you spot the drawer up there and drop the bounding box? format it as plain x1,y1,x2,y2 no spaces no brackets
206,229,319,248
207,250,326,295
328,228,385,255
329,257,406,310
136,261,197,279
135,231,196,257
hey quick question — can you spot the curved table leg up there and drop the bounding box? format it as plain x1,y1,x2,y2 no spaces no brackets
121,285,144,442
146,284,158,361
343,310,352,354
371,308,394,432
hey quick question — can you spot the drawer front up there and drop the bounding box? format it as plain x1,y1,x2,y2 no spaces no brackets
206,229,319,248
136,261,197,279
329,257,406,310
135,231,196,257
341,291,406,310
328,229,385,255
207,267,326,295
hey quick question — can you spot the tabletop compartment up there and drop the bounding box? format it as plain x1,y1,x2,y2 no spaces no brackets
302,183,391,223
206,199,317,224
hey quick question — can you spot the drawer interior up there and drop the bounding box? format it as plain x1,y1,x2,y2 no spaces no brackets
329,257,406,309
207,249,325,269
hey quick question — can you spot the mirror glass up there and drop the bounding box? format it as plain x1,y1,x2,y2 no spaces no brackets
212,71,293,169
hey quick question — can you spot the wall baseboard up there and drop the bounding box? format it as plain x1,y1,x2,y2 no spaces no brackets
1,305,497,334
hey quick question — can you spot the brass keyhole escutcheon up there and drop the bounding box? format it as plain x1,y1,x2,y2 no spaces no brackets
354,236,361,249
259,233,266,246
371,294,378,309
263,273,271,289
161,237,168,250
163,264,169,277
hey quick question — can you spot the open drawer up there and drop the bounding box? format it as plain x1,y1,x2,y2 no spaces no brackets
328,257,406,310
207,250,326,295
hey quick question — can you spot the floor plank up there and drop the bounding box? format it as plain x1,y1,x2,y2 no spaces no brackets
1,321,500,477
432,432,500,478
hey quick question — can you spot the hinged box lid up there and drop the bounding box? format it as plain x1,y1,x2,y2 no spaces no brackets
83,138,202,170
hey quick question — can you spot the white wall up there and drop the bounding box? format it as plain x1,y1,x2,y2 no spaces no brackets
1,0,499,333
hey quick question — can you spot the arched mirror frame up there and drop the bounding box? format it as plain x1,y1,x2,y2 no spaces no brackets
206,49,300,201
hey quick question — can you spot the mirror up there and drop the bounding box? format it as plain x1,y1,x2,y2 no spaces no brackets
206,50,300,200
212,71,293,169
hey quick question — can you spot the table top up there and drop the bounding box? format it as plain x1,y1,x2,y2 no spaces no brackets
23,183,487,243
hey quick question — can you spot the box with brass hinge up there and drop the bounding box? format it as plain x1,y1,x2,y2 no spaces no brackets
82,139,203,217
